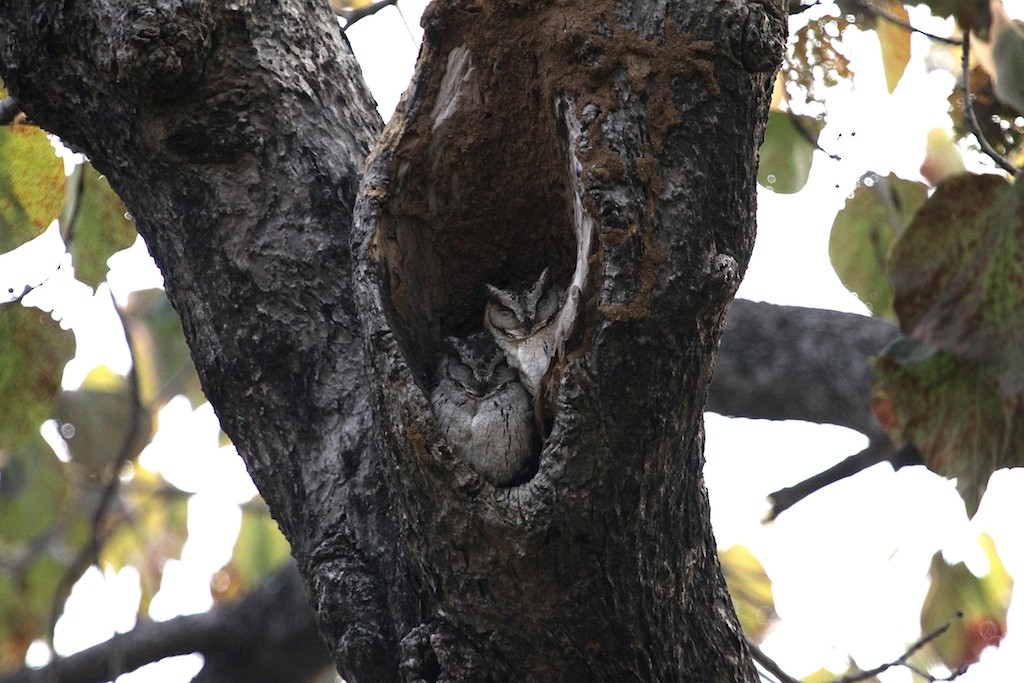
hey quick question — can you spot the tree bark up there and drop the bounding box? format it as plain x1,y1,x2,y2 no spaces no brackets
0,0,786,680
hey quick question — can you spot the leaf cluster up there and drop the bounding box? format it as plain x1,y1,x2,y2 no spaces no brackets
0,97,289,669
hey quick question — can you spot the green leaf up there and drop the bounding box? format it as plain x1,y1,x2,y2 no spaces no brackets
757,111,823,194
872,343,1024,516
0,126,66,253
123,289,206,409
920,534,1012,670
0,553,63,669
888,174,1024,395
54,383,151,477
876,1,911,93
720,544,775,641
0,435,67,542
66,164,137,289
0,305,76,448
829,174,928,319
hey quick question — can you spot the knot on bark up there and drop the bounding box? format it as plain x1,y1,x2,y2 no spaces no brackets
400,621,493,682
702,252,741,302
114,1,214,103
729,0,787,74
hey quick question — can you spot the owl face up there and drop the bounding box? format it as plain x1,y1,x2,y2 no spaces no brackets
484,268,563,342
438,333,516,397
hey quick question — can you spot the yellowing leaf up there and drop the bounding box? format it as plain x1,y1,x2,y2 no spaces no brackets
0,305,75,448
920,128,966,186
829,174,928,319
921,534,1012,670
329,0,376,12
876,1,912,93
102,479,188,613
720,544,776,641
0,126,65,253
757,111,823,194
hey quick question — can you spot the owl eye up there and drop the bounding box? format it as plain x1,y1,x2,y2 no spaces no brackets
534,287,561,325
487,305,527,339
489,361,516,386
448,360,478,391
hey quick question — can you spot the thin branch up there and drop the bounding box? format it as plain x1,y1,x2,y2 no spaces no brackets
832,614,966,683
851,0,962,46
765,441,922,521
747,638,802,683
3,564,329,683
5,613,230,683
747,614,967,683
960,32,1019,176
59,164,86,249
47,293,147,647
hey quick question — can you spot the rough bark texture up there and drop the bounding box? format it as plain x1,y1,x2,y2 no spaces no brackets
0,0,786,680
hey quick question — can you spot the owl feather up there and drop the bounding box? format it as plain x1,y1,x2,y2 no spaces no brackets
484,268,565,398
431,332,537,486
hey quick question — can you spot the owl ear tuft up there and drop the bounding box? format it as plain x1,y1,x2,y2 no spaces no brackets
485,283,512,306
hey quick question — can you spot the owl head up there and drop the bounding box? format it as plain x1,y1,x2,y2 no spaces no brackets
484,268,563,341
439,332,517,397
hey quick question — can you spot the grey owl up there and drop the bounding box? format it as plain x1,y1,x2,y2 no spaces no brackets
431,333,537,486
484,268,565,397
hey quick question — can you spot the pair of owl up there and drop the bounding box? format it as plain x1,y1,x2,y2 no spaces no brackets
430,269,564,487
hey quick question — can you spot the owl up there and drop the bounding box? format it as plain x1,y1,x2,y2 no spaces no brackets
484,268,565,397
430,332,537,487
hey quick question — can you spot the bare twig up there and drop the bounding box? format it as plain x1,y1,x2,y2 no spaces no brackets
748,614,967,683
747,638,802,683
766,441,922,521
960,32,1019,176
832,614,966,682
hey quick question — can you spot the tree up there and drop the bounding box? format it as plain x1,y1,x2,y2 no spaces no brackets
0,0,789,679
0,0,1021,681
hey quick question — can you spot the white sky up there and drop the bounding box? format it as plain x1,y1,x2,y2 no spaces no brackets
9,2,1024,681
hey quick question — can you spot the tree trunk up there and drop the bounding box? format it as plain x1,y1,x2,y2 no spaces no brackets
0,0,786,680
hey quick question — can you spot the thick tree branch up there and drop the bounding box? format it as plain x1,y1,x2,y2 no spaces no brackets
709,299,898,438
708,300,912,516
1,564,329,683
